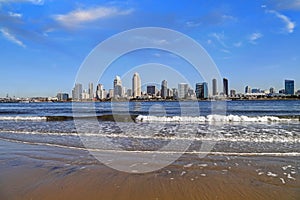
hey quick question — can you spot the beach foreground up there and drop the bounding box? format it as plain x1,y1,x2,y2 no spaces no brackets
1,140,299,200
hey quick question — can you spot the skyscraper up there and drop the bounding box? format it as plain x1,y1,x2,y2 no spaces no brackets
245,86,251,94
88,82,94,100
132,73,141,98
113,76,123,97
72,83,82,101
285,80,295,95
212,78,217,96
147,85,156,95
96,84,106,100
195,82,208,99
172,88,178,99
161,80,168,98
178,83,188,99
223,78,228,96
114,76,122,87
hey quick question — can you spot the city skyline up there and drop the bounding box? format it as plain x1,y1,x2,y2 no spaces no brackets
68,72,299,101
1,1,300,97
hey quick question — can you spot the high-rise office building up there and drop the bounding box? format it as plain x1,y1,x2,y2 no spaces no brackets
285,80,295,95
161,80,168,98
269,87,275,94
113,76,123,97
172,88,178,99
245,86,251,94
132,73,141,98
88,82,94,100
195,82,208,99
212,78,217,96
223,78,228,96
114,76,122,87
167,88,173,97
251,88,260,93
96,84,106,100
57,93,69,101
147,85,156,95
72,83,82,101
178,83,188,99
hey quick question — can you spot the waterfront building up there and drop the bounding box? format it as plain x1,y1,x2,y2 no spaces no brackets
178,83,188,99
88,82,94,100
81,89,89,100
147,85,156,95
57,93,69,101
223,78,229,97
269,87,275,94
195,82,208,99
230,89,236,97
167,88,173,97
132,73,141,98
251,88,260,93
96,84,106,100
72,83,82,101
212,78,217,96
279,89,285,94
285,80,295,95
172,88,178,99
113,76,123,97
161,80,168,98
245,86,251,94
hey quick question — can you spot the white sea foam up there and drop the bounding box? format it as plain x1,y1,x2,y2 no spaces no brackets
1,137,300,157
0,116,47,121
136,114,296,123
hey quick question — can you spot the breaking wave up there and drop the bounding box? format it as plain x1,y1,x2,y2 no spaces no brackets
136,115,300,123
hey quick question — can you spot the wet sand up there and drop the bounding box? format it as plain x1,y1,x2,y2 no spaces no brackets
0,139,299,200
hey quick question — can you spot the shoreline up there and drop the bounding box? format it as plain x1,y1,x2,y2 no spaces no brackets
1,139,299,200
1,98,300,103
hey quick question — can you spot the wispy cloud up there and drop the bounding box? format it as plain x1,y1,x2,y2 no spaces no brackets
8,11,22,18
248,32,263,44
234,41,242,47
186,13,236,28
53,6,133,28
266,0,300,10
266,10,296,33
209,32,228,48
0,28,25,47
0,0,44,5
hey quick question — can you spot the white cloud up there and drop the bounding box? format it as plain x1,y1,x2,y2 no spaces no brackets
53,6,133,27
8,11,22,18
0,0,43,5
267,10,296,33
248,32,263,44
234,42,242,47
220,49,231,54
0,28,25,47
268,0,300,10
209,32,228,48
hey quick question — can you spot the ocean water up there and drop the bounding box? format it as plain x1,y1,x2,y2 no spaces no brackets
0,100,299,155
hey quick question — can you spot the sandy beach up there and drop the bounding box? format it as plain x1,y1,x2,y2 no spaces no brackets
1,139,299,200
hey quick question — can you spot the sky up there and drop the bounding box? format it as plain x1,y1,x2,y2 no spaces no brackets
0,0,300,97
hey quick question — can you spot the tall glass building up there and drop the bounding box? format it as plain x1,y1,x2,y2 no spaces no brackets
285,80,295,95
195,82,208,99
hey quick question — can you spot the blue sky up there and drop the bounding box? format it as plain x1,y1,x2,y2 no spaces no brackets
0,0,300,97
